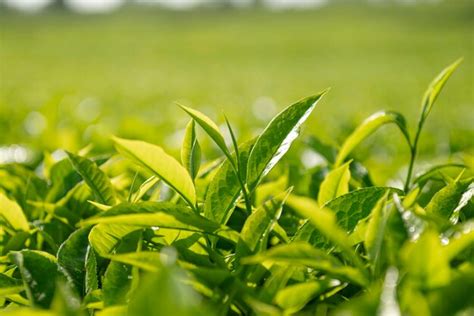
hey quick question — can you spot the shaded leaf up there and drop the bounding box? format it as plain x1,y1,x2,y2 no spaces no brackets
8,250,59,308
67,152,116,206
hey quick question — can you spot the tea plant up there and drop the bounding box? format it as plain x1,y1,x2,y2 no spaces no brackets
0,60,472,316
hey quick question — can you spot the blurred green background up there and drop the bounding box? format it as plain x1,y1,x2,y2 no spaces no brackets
0,0,473,182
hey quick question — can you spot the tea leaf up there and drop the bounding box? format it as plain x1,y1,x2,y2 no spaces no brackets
8,250,59,308
181,120,201,180
335,111,409,167
318,161,351,206
113,137,196,208
67,152,116,206
179,104,231,159
0,193,29,232
247,92,327,190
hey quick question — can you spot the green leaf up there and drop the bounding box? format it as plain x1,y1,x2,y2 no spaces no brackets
113,137,196,208
419,58,462,125
85,247,98,295
130,176,160,203
128,264,208,316
364,194,388,274
89,224,140,257
102,231,140,306
0,192,29,231
84,202,236,256
318,161,351,206
57,227,91,297
203,140,253,224
285,194,364,270
412,163,467,186
181,120,201,180
246,92,327,190
66,152,116,206
109,252,163,272
335,111,409,167
242,242,368,286
326,187,402,232
179,104,230,159
0,273,24,296
8,250,59,308
401,229,450,289
236,191,289,259
426,180,471,220
274,280,329,313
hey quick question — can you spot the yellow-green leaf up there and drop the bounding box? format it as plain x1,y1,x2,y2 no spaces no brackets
113,137,196,207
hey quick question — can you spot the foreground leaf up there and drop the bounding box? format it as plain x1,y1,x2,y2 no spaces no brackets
57,227,91,297
113,137,196,208
246,92,327,190
242,242,368,286
8,250,59,308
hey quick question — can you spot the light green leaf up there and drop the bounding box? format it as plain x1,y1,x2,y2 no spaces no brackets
0,273,24,296
246,92,327,190
179,104,230,159
364,194,388,273
285,194,364,270
109,252,163,272
426,180,471,219
236,190,290,259
318,161,351,206
242,242,368,286
181,120,201,180
274,280,329,313
84,202,236,256
113,137,196,208
67,152,116,206
8,250,59,308
401,229,450,289
130,176,160,203
0,192,29,231
419,58,462,125
335,111,409,167
89,224,140,257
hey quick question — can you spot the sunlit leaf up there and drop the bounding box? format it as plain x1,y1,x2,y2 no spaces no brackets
179,104,230,159
318,161,351,206
247,92,327,190
0,192,29,231
335,111,409,167
181,120,201,180
113,137,196,208
242,242,368,286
